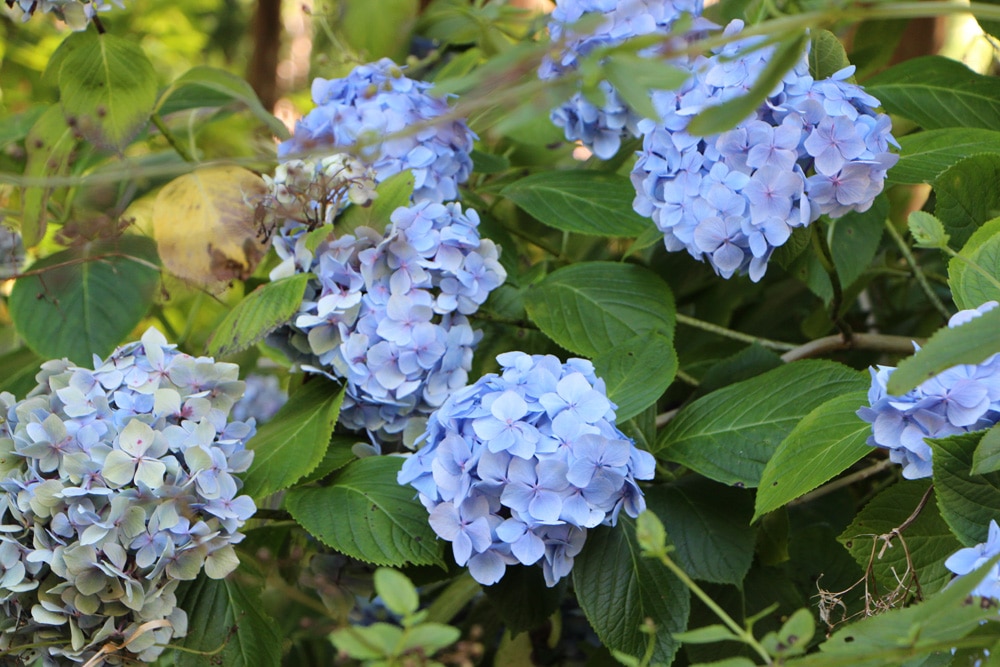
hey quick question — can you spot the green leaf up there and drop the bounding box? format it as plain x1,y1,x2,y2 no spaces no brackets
972,425,1000,475
658,361,867,487
887,306,1000,394
284,456,444,567
156,66,290,140
336,170,415,237
483,562,567,634
374,568,420,617
20,105,77,248
0,106,46,149
9,237,159,365
761,608,814,657
754,391,874,520
341,0,419,62
297,435,359,485
0,347,43,398
471,149,510,174
524,262,676,358
948,217,1000,311
241,378,343,500
573,518,690,665
890,129,1000,185
829,195,888,289
691,659,757,667
838,480,961,596
907,211,950,249
687,33,807,136
603,52,690,122
58,32,157,151
865,56,1000,131
649,478,755,585
929,431,1000,546
593,333,677,422
808,30,851,80
500,171,652,237
673,625,741,644
174,574,282,667
934,154,1000,249
206,274,312,357
331,623,399,659
635,510,668,556
399,623,462,653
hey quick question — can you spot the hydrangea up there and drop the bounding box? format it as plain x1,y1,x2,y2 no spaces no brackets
0,328,256,665
539,0,707,159
630,20,898,281
397,352,655,586
266,166,507,440
0,224,25,279
5,0,122,28
278,58,476,204
858,302,1000,479
945,519,1000,601
231,374,288,425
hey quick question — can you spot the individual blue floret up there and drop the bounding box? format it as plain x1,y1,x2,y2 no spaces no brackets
630,20,898,282
279,59,476,204
539,0,707,159
945,519,1000,601
397,352,655,587
857,301,1000,479
0,328,257,665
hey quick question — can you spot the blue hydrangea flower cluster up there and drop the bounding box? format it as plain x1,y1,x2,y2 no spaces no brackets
630,20,898,281
945,519,1000,600
397,352,655,586
539,0,707,159
267,190,507,440
6,0,122,28
278,58,476,204
858,302,1000,480
0,328,256,665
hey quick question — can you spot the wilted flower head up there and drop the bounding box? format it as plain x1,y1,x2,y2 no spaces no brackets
259,155,377,233
279,58,476,204
267,197,506,441
0,328,256,664
858,302,1000,479
5,0,122,28
397,352,655,586
631,20,898,281
945,519,1000,600
540,0,707,159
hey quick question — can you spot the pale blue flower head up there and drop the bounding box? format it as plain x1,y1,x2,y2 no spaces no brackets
279,59,476,204
858,301,1000,479
945,519,1000,601
398,352,655,586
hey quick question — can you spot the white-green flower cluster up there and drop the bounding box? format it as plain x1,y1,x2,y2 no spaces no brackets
5,0,123,29
0,328,256,665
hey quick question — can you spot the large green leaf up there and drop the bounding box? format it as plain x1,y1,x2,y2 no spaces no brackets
890,129,1000,185
20,106,77,248
174,574,282,667
866,56,1000,131
57,32,157,151
573,518,690,665
649,478,756,586
754,391,872,520
156,66,290,139
524,262,675,357
284,456,444,567
658,361,867,487
947,217,1000,311
9,237,160,365
929,431,1000,546
887,306,1000,395
934,154,1000,249
336,170,415,237
808,30,851,80
972,425,1000,475
829,196,888,289
207,274,312,358
593,333,677,422
838,480,961,597
0,347,43,398
500,171,652,237
241,378,344,500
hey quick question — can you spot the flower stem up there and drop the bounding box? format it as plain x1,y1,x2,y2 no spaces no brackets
675,313,796,351
884,218,951,320
151,114,196,164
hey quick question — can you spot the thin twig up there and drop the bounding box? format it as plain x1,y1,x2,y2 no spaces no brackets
791,459,895,506
884,218,951,320
150,114,196,164
780,332,921,363
675,313,796,351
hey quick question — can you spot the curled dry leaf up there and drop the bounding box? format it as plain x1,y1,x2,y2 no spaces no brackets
152,165,270,288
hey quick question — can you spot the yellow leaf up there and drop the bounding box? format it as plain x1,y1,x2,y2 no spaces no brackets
152,166,269,288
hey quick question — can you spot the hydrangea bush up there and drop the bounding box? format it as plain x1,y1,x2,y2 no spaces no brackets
9,0,1000,664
